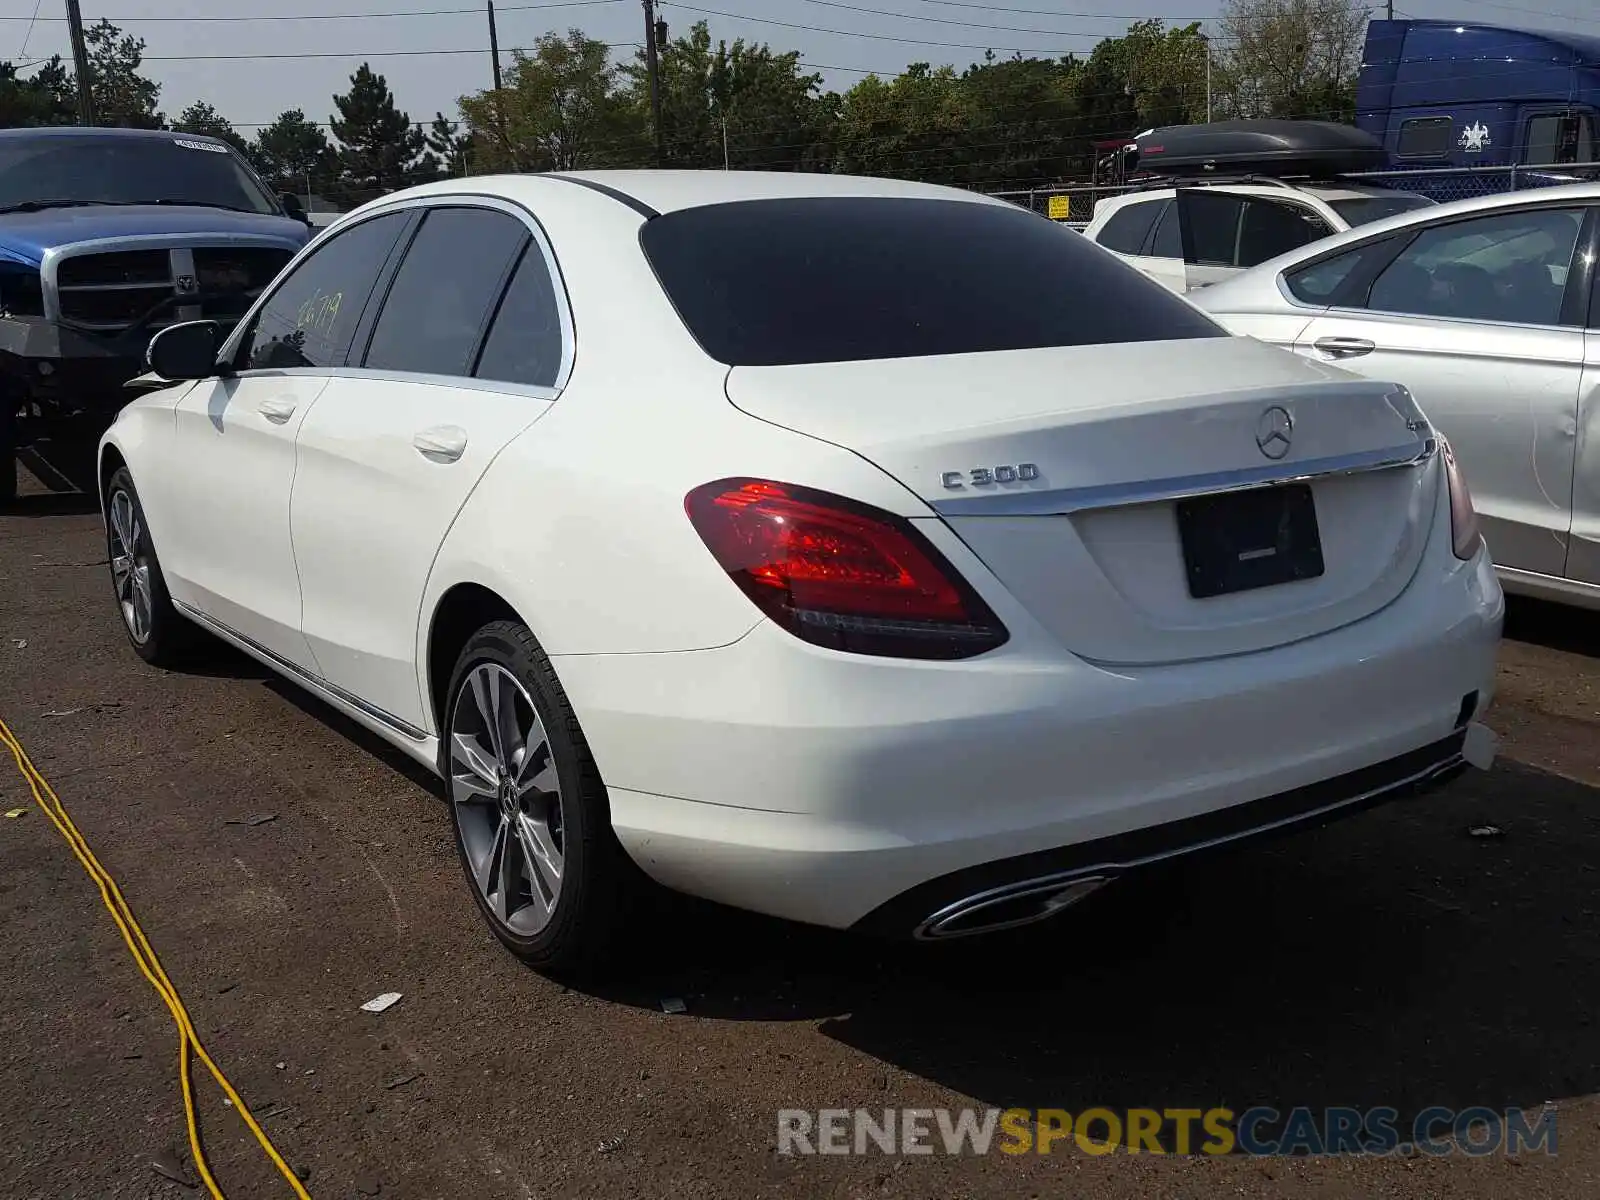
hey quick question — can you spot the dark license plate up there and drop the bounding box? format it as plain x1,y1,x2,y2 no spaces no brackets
1175,483,1324,600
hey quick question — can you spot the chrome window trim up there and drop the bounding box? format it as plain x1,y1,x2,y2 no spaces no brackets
41,232,303,323
217,192,576,393
930,437,1438,518
332,366,560,403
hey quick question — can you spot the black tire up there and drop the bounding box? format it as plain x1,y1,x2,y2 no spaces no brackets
103,467,201,666
441,619,644,977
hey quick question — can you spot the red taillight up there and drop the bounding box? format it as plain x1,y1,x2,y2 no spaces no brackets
1441,437,1482,561
684,478,1008,659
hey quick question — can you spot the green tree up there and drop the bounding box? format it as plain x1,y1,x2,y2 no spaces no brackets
330,63,433,202
622,20,834,170
172,100,251,155
833,64,967,183
460,31,643,171
82,18,163,128
425,112,474,176
954,52,1079,188
0,58,74,127
251,109,337,195
1072,20,1209,146
1217,0,1366,120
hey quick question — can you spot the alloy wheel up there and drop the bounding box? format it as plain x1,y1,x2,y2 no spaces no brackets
108,489,154,644
448,662,566,936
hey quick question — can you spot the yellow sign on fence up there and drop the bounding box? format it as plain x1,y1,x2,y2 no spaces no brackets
1047,194,1072,221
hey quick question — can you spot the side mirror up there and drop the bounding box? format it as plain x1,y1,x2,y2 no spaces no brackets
279,191,311,225
147,321,222,381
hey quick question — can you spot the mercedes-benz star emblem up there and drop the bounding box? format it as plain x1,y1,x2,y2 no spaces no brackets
1255,405,1293,460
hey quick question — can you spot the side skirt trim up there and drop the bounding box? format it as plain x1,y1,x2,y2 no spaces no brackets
173,599,429,743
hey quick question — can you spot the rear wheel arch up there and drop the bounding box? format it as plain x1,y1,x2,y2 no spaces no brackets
425,582,525,735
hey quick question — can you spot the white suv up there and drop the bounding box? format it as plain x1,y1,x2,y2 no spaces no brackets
1085,181,1434,293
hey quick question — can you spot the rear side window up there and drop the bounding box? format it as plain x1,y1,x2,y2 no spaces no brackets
1328,194,1436,225
1397,116,1454,159
1284,241,1394,306
1095,199,1163,254
239,211,408,370
474,243,565,389
364,206,528,377
639,197,1224,367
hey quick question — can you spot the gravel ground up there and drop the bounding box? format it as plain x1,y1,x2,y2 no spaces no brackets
3,451,1599,1199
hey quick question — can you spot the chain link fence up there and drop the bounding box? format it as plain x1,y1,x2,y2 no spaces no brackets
990,162,1600,228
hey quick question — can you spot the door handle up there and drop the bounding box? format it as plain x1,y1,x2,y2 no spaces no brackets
413,424,468,462
258,396,297,423
1313,336,1376,359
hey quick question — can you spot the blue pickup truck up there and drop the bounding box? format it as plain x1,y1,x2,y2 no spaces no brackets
0,126,313,502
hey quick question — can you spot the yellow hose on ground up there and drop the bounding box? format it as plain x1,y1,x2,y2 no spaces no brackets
0,714,312,1200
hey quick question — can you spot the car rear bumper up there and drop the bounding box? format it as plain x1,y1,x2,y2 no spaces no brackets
559,545,1503,932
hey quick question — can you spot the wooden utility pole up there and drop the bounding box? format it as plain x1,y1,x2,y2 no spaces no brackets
487,0,513,168
487,0,504,93
65,0,95,125
643,0,664,165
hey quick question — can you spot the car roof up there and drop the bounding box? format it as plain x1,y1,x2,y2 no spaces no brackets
553,169,1009,214
1195,178,1600,312
1095,179,1420,212
0,126,228,145
1244,178,1600,269
350,170,1010,223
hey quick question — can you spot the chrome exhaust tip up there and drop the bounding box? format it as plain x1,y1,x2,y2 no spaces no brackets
914,874,1114,940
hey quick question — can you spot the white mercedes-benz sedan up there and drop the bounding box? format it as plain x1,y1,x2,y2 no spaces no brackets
98,170,1503,974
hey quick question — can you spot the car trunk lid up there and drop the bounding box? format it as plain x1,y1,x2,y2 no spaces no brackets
725,336,1439,665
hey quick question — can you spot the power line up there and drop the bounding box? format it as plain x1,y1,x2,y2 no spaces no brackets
896,0,1215,16
794,0,1207,36
137,42,642,62
661,1,1106,51
14,0,43,58
0,0,627,22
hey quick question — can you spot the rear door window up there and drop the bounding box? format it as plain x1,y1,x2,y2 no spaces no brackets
1236,198,1334,267
1095,199,1164,254
1364,207,1586,325
363,206,529,377
1148,201,1181,258
1177,191,1245,266
639,196,1224,367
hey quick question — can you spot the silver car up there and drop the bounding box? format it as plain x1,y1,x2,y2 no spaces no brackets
1195,182,1600,609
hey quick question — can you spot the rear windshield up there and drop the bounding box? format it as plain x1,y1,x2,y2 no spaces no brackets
638,196,1225,366
1328,194,1436,226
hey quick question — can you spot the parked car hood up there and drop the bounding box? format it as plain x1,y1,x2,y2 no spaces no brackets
0,205,310,265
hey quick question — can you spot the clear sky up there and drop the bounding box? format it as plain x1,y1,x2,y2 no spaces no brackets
5,0,1598,137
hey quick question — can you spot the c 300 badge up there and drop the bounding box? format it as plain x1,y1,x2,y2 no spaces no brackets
941,464,1039,489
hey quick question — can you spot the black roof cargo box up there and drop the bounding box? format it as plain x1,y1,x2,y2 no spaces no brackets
1131,120,1387,178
